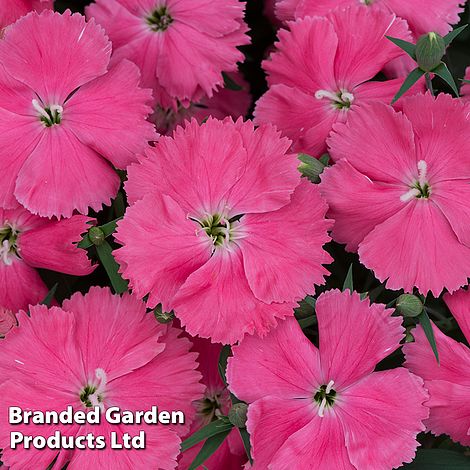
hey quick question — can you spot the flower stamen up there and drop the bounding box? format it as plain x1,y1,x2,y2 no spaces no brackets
401,160,431,202
315,89,354,109
146,6,173,32
32,99,63,127
314,380,336,417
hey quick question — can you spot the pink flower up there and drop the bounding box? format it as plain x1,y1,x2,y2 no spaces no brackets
460,66,470,99
320,93,470,296
152,71,251,135
404,289,470,446
274,0,463,37
0,0,52,30
227,289,429,470
0,287,204,469
0,206,94,312
179,336,246,470
86,0,249,107
115,117,332,344
254,6,412,157
0,307,16,336
0,10,156,218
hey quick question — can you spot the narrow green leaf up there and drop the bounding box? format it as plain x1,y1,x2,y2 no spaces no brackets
222,72,243,91
40,283,58,307
385,36,416,59
188,429,232,470
443,24,468,46
391,68,425,104
181,417,233,452
239,428,253,464
218,345,232,386
419,308,439,363
403,449,470,468
96,241,128,294
342,264,353,292
432,62,459,96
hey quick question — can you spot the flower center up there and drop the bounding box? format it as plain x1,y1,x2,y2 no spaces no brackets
195,392,224,424
191,213,245,250
315,89,354,110
360,0,374,5
0,224,18,266
32,99,63,127
314,380,336,417
79,368,107,409
146,6,173,32
400,160,431,202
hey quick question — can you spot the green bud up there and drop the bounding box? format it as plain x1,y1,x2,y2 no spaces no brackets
88,226,105,246
154,305,175,324
415,32,446,72
228,402,248,428
396,294,424,318
297,153,326,183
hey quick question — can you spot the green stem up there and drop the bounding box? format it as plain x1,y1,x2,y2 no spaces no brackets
425,72,434,96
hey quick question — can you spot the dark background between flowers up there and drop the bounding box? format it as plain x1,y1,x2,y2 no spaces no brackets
31,0,470,466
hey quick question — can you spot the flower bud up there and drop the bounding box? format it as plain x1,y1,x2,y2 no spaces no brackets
404,326,415,343
415,32,445,72
396,294,424,318
88,226,105,246
297,153,326,183
0,307,16,337
228,402,248,428
154,305,175,324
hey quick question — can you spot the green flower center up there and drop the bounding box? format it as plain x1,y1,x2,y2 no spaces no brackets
400,160,431,202
196,393,224,424
147,6,173,32
32,99,62,127
79,385,100,408
315,89,354,110
314,380,336,417
0,224,18,265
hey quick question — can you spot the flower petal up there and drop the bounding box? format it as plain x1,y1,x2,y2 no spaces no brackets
316,290,403,388
18,215,95,275
358,200,470,296
0,10,111,103
227,317,322,402
320,159,405,251
173,247,294,344
328,102,417,184
66,60,155,170
114,194,212,310
338,369,428,470
242,180,332,303
14,126,120,218
444,289,470,345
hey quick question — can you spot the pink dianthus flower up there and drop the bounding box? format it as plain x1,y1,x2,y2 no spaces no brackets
0,10,156,218
274,0,464,38
0,307,16,336
86,0,250,108
0,287,204,469
0,0,52,30
178,336,246,469
227,289,429,470
115,117,332,344
254,6,412,157
0,206,94,312
321,93,470,296
404,288,470,446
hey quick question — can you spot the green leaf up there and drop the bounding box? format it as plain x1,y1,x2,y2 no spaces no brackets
297,314,317,329
40,283,58,307
342,264,353,292
318,153,330,166
385,36,416,59
181,417,233,452
304,296,316,308
443,24,468,46
222,72,243,91
218,345,232,386
418,308,439,363
403,449,470,469
391,67,425,104
297,153,326,183
96,240,128,294
432,62,459,96
188,428,232,470
239,427,253,464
